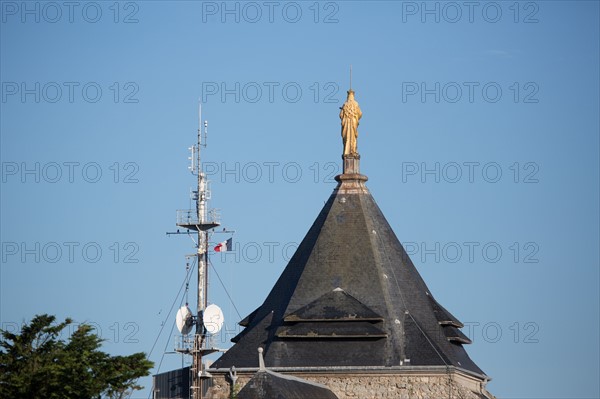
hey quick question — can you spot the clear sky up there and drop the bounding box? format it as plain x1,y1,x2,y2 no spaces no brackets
1,1,599,398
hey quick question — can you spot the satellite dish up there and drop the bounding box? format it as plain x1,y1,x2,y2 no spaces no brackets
176,305,194,335
203,304,224,335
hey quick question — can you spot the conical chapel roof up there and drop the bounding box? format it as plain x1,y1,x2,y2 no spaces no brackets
211,91,486,378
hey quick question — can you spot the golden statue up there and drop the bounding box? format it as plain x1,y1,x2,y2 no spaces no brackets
339,89,362,156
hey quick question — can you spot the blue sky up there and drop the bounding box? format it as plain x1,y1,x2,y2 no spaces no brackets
1,1,599,398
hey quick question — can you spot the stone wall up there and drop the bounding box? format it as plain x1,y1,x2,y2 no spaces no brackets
205,370,495,399
205,374,251,399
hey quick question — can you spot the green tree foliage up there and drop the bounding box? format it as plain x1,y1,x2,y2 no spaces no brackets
0,314,153,399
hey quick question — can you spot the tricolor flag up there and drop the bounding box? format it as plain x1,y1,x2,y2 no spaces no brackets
214,238,233,252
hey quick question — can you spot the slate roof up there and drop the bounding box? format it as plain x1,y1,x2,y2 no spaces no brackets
211,168,486,377
237,369,339,399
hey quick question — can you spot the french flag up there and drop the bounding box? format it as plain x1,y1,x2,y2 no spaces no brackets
214,238,233,252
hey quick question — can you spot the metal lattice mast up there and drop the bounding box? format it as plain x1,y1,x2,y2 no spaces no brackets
170,104,223,399
195,103,206,399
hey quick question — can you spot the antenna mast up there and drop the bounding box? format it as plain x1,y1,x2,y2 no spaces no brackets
197,102,207,322
172,103,222,399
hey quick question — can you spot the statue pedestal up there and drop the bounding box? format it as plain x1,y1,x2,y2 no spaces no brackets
334,154,368,194
342,154,360,174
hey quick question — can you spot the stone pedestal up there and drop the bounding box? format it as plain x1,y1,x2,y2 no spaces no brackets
342,154,361,174
334,154,369,194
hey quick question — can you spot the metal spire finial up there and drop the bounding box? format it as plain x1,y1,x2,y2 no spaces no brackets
350,65,352,90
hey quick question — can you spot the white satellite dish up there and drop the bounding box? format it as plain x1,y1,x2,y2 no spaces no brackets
202,304,224,335
176,305,194,335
